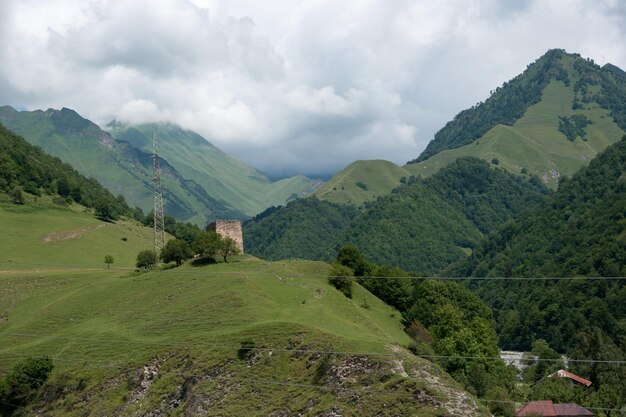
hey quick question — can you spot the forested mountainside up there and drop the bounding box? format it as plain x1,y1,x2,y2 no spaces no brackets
411,48,626,163
245,157,548,272
446,136,626,354
0,123,131,217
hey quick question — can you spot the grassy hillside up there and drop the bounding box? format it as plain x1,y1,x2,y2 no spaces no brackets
0,107,245,224
0,196,155,271
108,123,322,217
410,79,625,188
0,257,487,416
314,160,412,206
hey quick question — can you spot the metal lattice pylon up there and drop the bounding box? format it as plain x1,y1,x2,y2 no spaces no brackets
152,133,165,255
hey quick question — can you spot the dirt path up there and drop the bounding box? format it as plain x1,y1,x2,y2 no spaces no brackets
42,223,107,242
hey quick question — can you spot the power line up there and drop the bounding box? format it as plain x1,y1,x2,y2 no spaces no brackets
3,332,625,365
1,260,625,281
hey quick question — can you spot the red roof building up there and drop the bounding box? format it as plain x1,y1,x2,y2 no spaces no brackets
549,369,593,387
516,400,593,416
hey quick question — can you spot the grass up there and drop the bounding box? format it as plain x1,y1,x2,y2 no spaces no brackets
0,195,155,271
0,196,486,415
314,159,412,206
0,257,484,416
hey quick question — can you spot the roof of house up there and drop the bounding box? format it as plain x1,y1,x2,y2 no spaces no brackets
550,369,593,387
516,400,594,416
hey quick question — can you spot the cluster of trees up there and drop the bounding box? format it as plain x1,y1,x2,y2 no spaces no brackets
135,231,241,270
558,114,592,141
0,357,53,416
245,157,548,273
411,49,570,162
0,123,134,219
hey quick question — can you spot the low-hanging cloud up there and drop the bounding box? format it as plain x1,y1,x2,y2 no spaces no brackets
0,0,625,178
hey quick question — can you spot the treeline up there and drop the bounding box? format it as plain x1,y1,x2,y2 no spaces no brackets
0,123,132,219
244,157,548,273
411,49,569,163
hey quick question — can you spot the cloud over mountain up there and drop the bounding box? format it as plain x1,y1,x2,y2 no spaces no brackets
0,0,625,177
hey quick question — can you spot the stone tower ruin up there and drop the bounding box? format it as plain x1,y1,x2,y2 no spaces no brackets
207,220,244,254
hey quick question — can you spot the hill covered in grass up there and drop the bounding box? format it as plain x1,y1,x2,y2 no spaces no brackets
245,157,548,272
0,258,489,416
108,122,322,217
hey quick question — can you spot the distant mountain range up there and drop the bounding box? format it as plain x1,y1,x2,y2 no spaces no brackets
314,49,626,206
0,106,321,224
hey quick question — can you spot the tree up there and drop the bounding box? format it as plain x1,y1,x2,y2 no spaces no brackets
336,244,373,277
136,250,157,269
193,232,222,261
11,186,24,205
3,357,53,407
328,263,354,298
160,239,193,266
95,200,118,222
104,255,114,269
218,237,240,262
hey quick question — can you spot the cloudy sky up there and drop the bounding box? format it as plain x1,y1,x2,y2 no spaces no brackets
1,0,625,178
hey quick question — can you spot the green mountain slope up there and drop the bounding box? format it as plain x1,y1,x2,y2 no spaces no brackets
314,160,412,206
0,106,242,224
317,50,626,205
448,136,626,351
245,157,547,272
0,259,488,416
108,123,322,217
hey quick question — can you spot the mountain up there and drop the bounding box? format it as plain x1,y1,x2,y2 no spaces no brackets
0,106,242,224
107,122,322,217
447,136,626,351
315,49,626,205
245,157,548,272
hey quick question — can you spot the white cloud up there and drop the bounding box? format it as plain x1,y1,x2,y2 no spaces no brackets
0,0,624,177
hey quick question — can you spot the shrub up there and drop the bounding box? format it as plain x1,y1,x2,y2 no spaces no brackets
237,340,256,360
136,250,157,269
328,264,354,298
491,158,499,165
3,357,53,406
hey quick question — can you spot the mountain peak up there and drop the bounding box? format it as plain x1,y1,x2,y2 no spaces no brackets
410,49,626,164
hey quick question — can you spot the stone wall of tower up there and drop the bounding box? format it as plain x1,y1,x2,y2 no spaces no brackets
207,220,244,254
